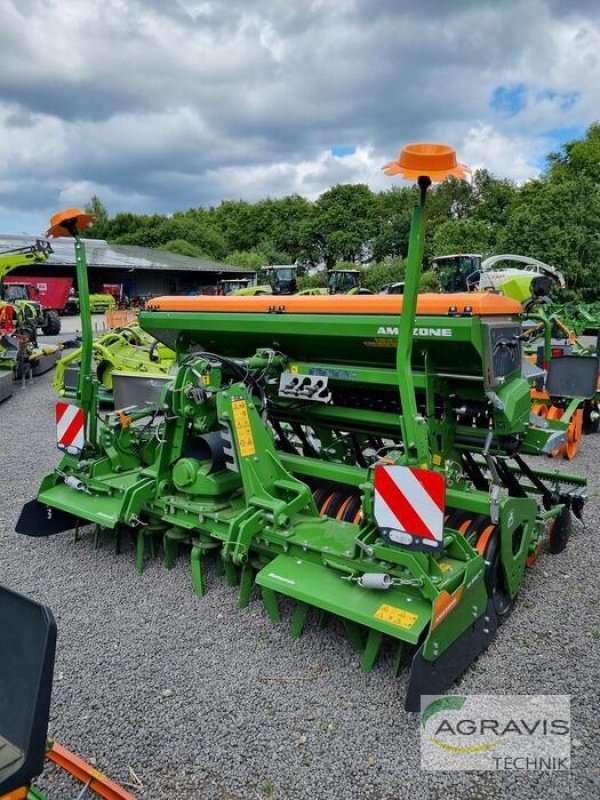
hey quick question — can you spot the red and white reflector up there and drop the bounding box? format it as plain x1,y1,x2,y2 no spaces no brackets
56,401,85,453
374,465,445,552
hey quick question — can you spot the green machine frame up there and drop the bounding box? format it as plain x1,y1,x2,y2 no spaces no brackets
16,154,587,710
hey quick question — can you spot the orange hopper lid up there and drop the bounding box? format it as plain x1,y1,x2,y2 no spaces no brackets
382,143,469,181
46,207,96,238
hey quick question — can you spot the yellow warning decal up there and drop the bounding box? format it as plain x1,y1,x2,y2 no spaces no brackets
438,562,452,573
201,374,211,385
432,453,442,466
290,364,299,375
231,399,256,458
374,604,418,630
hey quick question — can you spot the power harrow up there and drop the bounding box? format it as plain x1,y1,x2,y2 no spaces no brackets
53,323,175,407
430,252,600,460
16,148,592,711
521,310,600,458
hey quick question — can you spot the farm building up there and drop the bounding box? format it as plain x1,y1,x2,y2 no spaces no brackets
0,234,249,299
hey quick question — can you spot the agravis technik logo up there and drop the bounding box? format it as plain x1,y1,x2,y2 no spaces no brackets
420,695,570,771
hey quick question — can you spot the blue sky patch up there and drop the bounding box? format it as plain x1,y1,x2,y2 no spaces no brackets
490,83,528,116
535,88,579,110
543,125,586,143
331,145,357,158
490,84,580,119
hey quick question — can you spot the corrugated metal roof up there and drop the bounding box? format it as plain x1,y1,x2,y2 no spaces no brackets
0,234,242,274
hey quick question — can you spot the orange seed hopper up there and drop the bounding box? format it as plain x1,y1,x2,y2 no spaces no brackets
146,292,521,316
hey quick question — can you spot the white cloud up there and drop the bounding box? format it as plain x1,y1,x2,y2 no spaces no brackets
461,125,541,183
0,0,598,232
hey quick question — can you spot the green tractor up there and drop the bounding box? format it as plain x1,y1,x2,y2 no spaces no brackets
16,147,591,711
219,267,297,296
223,267,368,297
260,265,298,294
326,268,372,294
217,276,259,295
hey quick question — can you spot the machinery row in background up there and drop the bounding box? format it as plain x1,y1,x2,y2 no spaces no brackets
4,243,598,462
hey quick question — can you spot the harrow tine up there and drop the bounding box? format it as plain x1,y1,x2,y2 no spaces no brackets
92,524,102,550
291,601,310,639
316,609,330,630
361,629,383,673
163,533,178,569
222,558,239,587
342,620,364,653
114,527,122,555
190,547,205,597
261,587,280,624
135,530,145,574
391,642,404,677
238,562,255,609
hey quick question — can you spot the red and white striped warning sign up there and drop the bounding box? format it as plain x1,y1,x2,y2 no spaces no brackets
374,465,445,551
56,402,85,452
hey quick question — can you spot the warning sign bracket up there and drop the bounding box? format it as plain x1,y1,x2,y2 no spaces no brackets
374,464,445,552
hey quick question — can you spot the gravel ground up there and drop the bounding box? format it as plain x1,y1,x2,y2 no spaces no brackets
1,371,599,800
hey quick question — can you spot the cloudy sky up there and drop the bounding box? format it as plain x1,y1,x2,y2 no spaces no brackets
0,0,598,234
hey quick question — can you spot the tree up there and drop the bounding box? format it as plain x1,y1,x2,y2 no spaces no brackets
371,187,415,262
300,184,378,268
433,219,497,258
261,195,312,259
161,239,207,259
361,258,405,292
547,122,600,184
223,250,268,270
499,176,600,300
297,272,326,291
84,195,109,237
470,169,516,227
101,211,143,239
213,200,264,253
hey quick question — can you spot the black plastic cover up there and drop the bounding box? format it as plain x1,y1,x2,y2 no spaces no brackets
0,585,56,794
546,355,599,400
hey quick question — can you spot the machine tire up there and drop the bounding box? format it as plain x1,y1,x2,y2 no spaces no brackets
41,310,61,336
481,531,514,625
547,507,571,555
